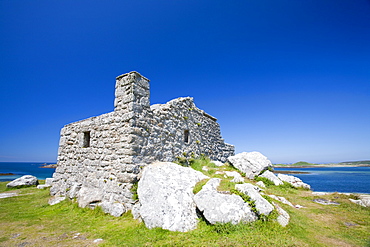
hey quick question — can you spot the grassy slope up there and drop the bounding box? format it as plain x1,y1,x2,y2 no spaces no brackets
0,174,370,246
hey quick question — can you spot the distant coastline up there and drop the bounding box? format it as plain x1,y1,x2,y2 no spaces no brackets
0,173,15,176
274,164,370,168
273,160,370,168
39,163,57,168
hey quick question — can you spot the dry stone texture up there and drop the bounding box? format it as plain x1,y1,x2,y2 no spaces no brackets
50,72,234,212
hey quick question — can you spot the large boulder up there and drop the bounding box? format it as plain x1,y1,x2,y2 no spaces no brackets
137,162,208,232
235,183,274,216
194,178,257,224
227,152,272,179
259,170,283,186
6,175,38,188
277,174,311,189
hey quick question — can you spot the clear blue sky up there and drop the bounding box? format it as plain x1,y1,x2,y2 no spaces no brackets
1,1,369,163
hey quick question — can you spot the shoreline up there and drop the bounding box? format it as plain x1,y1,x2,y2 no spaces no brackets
0,173,15,176
273,164,370,168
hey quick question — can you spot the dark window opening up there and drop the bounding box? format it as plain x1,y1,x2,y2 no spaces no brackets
184,130,189,144
83,131,91,148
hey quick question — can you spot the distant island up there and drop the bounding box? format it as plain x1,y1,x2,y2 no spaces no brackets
0,173,15,176
274,160,370,168
39,163,57,168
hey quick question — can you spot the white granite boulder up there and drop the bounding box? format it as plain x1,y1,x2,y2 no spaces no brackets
137,162,208,232
235,183,274,216
259,170,283,186
6,175,38,188
277,174,311,189
227,152,272,179
194,178,257,225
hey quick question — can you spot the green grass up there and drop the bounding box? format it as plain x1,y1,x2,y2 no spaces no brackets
1,166,370,246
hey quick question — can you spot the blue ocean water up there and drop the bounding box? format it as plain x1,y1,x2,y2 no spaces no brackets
0,162,56,182
274,166,370,194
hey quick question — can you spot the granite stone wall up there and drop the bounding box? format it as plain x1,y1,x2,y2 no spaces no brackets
50,71,234,210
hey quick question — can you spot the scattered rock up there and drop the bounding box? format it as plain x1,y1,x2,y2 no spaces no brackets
0,192,18,199
137,162,208,232
11,233,21,239
100,201,126,217
259,170,283,186
236,183,274,216
72,232,86,240
358,194,370,207
313,198,340,205
6,175,38,188
225,171,244,183
227,152,272,179
344,222,358,227
202,166,209,171
268,195,295,208
277,174,310,189
48,196,66,205
93,238,104,243
349,199,366,207
194,178,257,225
272,202,290,227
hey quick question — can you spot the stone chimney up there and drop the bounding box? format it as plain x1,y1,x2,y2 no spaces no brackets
114,71,150,114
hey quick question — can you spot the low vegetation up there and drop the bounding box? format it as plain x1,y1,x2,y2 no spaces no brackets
1,158,370,246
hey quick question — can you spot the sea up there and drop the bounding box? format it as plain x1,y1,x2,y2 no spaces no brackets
274,166,370,194
1,162,370,194
0,162,56,182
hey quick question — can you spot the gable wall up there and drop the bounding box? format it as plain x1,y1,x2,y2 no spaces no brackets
51,72,234,209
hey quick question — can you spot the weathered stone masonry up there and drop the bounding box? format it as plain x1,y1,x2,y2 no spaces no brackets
51,71,234,210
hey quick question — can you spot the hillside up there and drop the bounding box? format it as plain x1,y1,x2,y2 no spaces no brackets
0,176,369,246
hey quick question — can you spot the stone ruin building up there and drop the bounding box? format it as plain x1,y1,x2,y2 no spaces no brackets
50,71,234,210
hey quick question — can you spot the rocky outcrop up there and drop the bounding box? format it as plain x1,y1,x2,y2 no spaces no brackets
6,175,38,188
235,183,274,216
277,174,311,189
259,170,283,186
136,162,208,232
227,152,272,179
194,178,257,225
